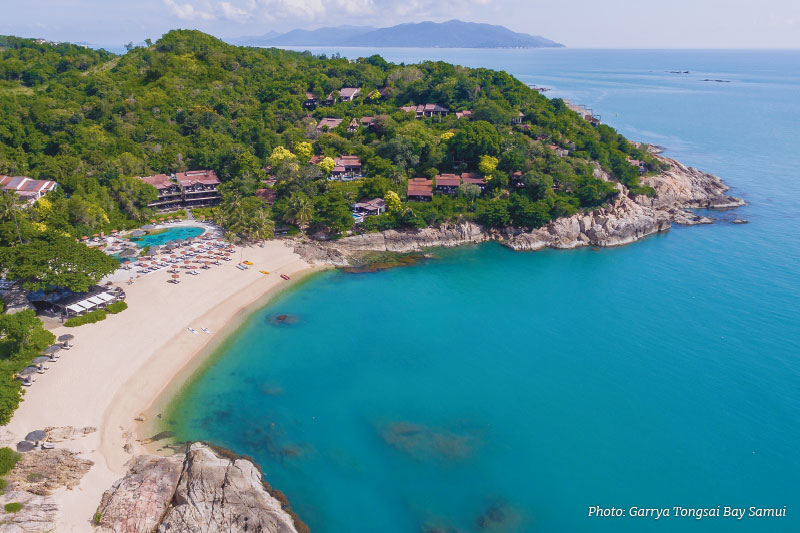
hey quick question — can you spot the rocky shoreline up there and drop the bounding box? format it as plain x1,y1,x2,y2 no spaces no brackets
290,155,744,265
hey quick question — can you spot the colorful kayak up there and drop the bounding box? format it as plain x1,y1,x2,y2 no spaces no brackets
280,274,290,280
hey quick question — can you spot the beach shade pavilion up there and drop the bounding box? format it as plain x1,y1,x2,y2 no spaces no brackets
25,430,46,447
33,356,53,365
130,230,147,237
43,344,61,356
119,248,139,258
58,333,75,348
16,441,35,452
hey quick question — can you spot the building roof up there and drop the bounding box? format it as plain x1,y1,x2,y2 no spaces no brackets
455,110,473,119
0,176,57,196
137,174,174,190
355,197,386,211
255,188,277,204
338,87,361,99
435,174,461,187
400,103,450,114
335,155,361,167
407,177,433,197
360,116,375,125
175,170,220,187
305,92,316,99
317,117,343,130
309,155,324,165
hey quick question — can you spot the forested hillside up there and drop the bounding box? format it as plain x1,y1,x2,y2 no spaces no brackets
0,30,661,241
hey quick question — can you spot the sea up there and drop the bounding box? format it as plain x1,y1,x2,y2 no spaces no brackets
165,49,800,532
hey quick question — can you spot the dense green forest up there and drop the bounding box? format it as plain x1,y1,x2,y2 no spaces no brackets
0,30,663,267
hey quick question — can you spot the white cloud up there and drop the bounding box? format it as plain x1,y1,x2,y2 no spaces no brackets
219,1,250,21
164,0,215,21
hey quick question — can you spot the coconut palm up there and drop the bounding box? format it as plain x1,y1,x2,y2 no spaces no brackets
283,194,314,231
0,191,23,244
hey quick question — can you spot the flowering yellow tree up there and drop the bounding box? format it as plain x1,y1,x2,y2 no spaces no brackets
293,141,313,163
384,190,402,213
318,156,336,175
269,146,296,168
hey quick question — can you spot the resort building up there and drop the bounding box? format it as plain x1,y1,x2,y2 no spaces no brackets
512,112,524,124
627,159,648,174
461,172,488,192
0,175,57,203
330,155,362,180
326,87,360,105
317,117,343,131
407,178,433,201
304,92,319,109
137,174,182,210
353,197,386,219
175,170,221,208
255,188,277,205
434,173,461,194
455,110,473,119
360,116,376,128
400,103,450,118
347,118,360,133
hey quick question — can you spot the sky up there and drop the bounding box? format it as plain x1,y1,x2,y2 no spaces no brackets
2,0,799,49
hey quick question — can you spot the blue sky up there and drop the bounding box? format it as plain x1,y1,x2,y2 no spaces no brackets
2,0,799,48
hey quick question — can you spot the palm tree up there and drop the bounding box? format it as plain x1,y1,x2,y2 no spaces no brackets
248,209,275,243
0,191,23,244
283,194,314,231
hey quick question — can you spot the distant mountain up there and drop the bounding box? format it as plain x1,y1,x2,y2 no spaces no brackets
231,20,563,48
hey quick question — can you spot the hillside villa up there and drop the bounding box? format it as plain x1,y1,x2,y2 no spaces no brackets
407,178,433,201
330,155,362,180
317,117,343,131
138,170,220,210
0,175,57,203
400,103,450,118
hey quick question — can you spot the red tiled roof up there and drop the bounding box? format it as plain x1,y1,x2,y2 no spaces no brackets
138,174,174,190
175,170,220,187
435,174,461,187
335,155,361,167
255,188,276,204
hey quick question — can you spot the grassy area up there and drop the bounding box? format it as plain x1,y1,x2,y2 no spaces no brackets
83,56,121,76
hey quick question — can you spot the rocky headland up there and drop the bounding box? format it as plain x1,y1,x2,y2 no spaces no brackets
290,155,745,265
94,443,304,533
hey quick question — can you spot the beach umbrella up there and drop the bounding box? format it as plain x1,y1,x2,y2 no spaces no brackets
57,335,74,349
171,274,180,279
43,344,61,355
81,236,88,240
19,367,38,376
17,440,35,452
25,430,46,442
33,356,52,365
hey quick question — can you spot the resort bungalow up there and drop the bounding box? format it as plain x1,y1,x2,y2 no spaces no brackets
455,110,473,119
510,171,524,189
304,92,319,109
400,103,450,118
137,174,182,211
461,172,488,192
176,170,221,208
326,87,360,104
360,116,376,128
255,188,277,205
330,155,362,180
512,112,524,124
316,117,343,131
407,178,433,201
347,118,360,133
435,173,461,194
353,197,386,218
0,176,57,203
548,145,569,158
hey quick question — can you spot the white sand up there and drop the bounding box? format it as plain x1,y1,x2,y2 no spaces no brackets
4,237,314,532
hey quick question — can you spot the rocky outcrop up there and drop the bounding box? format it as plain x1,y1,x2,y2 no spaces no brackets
640,155,744,210
0,491,59,533
290,156,744,262
95,443,301,533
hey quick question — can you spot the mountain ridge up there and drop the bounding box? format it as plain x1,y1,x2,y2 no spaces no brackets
230,19,563,48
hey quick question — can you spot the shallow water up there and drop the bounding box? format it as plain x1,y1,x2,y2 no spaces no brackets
168,49,800,532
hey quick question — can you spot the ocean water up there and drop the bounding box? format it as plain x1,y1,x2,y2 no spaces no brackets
167,50,800,532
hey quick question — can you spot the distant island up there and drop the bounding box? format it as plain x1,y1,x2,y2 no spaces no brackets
232,19,563,49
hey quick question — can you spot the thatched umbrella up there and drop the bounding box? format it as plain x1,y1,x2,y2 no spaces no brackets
43,344,61,355
33,356,52,365
58,334,74,347
19,367,38,376
25,430,46,446
16,441,35,452
130,230,146,237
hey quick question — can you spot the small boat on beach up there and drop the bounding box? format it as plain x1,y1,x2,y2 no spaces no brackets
280,274,290,280
259,270,270,275
236,263,247,270
243,261,254,265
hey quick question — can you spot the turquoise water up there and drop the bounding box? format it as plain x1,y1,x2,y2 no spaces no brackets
128,226,205,247
168,50,800,532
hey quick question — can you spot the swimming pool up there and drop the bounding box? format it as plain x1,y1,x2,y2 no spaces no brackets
128,226,205,248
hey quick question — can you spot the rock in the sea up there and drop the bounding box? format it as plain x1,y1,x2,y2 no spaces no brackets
95,443,302,533
731,219,749,224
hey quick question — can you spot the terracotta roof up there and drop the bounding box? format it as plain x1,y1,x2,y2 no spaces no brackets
255,188,277,204
0,176,57,196
407,177,433,197
175,170,220,187
360,116,375,125
138,174,174,190
435,174,461,187
455,110,473,119
309,155,324,164
335,155,361,167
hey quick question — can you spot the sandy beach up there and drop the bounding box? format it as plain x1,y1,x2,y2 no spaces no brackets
3,232,315,532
